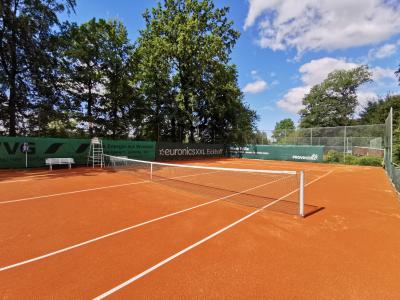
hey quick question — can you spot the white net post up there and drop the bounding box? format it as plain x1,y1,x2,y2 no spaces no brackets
150,163,153,181
299,171,305,217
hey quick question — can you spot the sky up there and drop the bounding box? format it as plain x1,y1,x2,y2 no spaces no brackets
61,0,400,130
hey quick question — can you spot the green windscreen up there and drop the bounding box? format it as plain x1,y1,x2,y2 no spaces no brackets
242,145,324,162
0,137,155,168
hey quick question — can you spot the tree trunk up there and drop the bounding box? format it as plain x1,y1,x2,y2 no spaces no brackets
8,6,18,137
8,79,17,136
87,81,93,137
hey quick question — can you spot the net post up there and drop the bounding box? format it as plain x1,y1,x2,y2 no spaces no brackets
299,171,305,217
150,163,153,181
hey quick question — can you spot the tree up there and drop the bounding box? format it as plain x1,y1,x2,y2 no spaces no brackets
137,0,255,143
359,94,400,164
300,66,372,128
253,130,269,144
273,118,295,143
0,0,75,136
62,18,109,137
359,94,400,127
98,20,138,138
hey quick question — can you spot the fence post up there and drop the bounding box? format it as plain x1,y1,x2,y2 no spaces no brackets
299,171,305,217
344,126,347,163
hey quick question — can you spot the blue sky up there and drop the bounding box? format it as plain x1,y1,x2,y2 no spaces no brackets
62,0,400,130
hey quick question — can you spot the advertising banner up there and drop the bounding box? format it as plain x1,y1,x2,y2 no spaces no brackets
0,137,155,168
241,145,324,162
156,143,226,161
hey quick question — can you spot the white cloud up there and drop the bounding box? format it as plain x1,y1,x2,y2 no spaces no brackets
244,0,400,54
371,66,397,81
243,80,268,94
374,44,397,59
276,57,395,114
356,91,378,114
277,86,310,113
299,58,358,86
368,42,398,60
271,80,279,86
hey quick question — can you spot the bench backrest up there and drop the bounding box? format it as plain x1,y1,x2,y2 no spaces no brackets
45,158,75,165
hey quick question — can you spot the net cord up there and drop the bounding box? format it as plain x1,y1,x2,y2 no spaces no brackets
103,154,297,175
103,154,305,217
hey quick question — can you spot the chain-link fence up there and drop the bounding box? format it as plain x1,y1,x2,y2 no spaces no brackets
384,108,400,192
252,124,385,161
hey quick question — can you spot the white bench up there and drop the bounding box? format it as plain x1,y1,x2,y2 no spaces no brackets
45,158,75,171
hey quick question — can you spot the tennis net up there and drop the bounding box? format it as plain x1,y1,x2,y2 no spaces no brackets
103,154,305,217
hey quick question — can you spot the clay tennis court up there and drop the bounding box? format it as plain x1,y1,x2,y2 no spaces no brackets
1,158,400,299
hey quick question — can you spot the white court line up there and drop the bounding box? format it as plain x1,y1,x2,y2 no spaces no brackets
0,166,281,205
0,170,102,183
218,160,336,172
0,180,151,205
93,169,334,300
0,179,33,184
0,174,291,272
0,170,225,205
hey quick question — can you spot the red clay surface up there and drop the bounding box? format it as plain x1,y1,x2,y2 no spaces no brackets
1,158,400,299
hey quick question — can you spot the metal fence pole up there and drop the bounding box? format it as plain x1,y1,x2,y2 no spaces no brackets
299,171,305,217
344,126,347,163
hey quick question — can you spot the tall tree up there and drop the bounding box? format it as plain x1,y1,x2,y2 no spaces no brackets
300,66,372,128
0,0,75,136
137,0,255,143
359,94,400,163
272,118,295,143
253,130,269,145
62,18,108,137
359,94,400,127
98,20,138,138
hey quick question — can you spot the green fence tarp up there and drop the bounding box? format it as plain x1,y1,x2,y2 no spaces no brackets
242,145,324,162
0,137,155,168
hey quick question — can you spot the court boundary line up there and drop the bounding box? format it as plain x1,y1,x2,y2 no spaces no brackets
0,180,151,204
0,170,105,183
93,169,334,299
217,159,338,172
0,174,292,272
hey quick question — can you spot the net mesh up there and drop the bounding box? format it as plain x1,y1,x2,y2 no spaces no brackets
103,154,307,216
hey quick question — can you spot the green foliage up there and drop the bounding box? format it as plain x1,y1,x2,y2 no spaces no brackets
359,94,400,127
253,130,269,144
136,0,256,143
358,94,400,164
62,18,109,136
300,66,372,128
357,156,383,166
324,150,383,166
325,150,342,163
393,127,400,164
272,118,295,143
0,0,76,136
98,20,138,138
